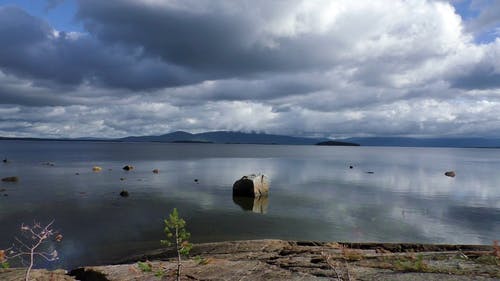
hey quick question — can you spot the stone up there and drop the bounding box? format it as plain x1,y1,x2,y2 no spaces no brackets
120,190,129,197
445,171,456,177
123,165,134,171
233,174,269,197
92,166,102,172
1,176,19,182
152,169,159,174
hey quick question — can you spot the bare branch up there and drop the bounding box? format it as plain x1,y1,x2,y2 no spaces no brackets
2,220,61,281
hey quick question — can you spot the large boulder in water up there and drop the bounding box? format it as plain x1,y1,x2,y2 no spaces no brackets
233,174,269,197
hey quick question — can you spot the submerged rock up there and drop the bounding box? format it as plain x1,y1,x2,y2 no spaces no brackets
152,169,159,174
119,190,129,197
445,171,456,177
122,165,134,171
1,176,19,182
233,174,269,197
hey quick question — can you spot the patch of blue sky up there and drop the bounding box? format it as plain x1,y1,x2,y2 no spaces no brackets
474,27,500,44
0,0,82,32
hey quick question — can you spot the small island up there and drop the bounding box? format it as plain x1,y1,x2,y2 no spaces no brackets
315,140,360,146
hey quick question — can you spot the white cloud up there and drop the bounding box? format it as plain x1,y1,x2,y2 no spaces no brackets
0,0,499,138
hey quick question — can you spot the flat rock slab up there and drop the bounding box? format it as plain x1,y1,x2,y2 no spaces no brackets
2,240,500,280
0,268,73,281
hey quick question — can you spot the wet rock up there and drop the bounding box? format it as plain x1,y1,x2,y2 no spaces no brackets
1,176,19,182
2,158,8,163
349,165,353,169
92,166,102,172
120,190,129,197
233,174,269,197
152,169,159,174
122,165,134,171
120,177,125,181
194,179,199,183
445,171,456,177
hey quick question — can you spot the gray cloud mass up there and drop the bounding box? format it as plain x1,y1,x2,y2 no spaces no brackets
0,0,499,138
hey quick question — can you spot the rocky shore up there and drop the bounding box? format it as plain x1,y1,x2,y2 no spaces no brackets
1,239,499,280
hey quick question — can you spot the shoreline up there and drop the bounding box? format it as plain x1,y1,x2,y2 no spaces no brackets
1,239,499,280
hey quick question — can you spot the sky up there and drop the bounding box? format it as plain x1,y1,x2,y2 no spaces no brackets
0,0,499,139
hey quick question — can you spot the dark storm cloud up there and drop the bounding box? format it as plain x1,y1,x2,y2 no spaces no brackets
76,0,340,77
0,6,200,91
451,63,500,90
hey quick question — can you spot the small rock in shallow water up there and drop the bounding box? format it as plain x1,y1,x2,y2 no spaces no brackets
445,171,456,177
153,169,159,174
120,190,129,197
366,171,374,174
349,165,353,169
2,176,19,182
194,179,199,183
123,165,134,171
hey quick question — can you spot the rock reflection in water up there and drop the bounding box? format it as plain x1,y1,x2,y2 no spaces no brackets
233,195,269,214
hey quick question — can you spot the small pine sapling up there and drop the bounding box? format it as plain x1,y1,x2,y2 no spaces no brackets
161,208,192,281
1,220,62,281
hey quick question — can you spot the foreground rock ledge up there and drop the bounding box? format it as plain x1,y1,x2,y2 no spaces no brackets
2,239,499,280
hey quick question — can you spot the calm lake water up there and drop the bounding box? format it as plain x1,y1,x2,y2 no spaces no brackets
1,140,500,269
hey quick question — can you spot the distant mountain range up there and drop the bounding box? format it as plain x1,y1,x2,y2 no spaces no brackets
341,137,500,148
3,132,500,148
118,131,336,145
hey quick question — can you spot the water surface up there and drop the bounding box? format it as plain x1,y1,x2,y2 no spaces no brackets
0,141,499,269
